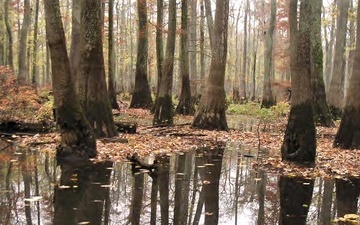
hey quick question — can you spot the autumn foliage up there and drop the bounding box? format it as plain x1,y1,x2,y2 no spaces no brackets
0,66,52,123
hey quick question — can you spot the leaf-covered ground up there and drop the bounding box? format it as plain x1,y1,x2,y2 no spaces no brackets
12,107,360,179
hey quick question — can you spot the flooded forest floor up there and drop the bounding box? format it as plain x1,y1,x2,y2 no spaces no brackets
3,105,358,180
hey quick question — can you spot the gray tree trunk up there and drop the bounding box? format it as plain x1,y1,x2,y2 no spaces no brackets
4,0,13,68
281,0,316,163
153,0,177,126
261,0,276,108
18,0,31,84
189,0,197,95
327,0,350,117
31,0,40,87
69,0,81,80
77,0,117,138
192,0,229,131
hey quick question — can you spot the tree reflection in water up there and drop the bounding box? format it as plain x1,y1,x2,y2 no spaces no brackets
53,160,113,225
279,175,315,225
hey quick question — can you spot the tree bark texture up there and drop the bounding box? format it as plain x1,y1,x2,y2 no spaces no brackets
130,0,153,109
154,0,164,104
17,0,31,85
4,0,13,68
309,0,334,127
31,0,40,87
192,0,229,131
108,0,120,110
327,0,350,117
334,0,360,149
44,0,96,158
153,0,176,126
281,0,316,163
261,0,276,108
189,0,197,95
239,0,249,101
69,0,81,80
77,0,117,138
176,0,195,115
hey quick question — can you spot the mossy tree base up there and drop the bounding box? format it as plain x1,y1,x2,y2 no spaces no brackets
281,102,316,163
334,106,360,149
153,95,174,126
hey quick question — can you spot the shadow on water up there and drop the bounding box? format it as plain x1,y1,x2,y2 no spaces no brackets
0,139,359,224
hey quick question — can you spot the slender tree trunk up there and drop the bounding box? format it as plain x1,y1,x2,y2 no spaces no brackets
192,0,229,131
261,0,276,108
4,0,13,68
17,0,31,84
240,0,249,101
69,0,81,79
153,0,177,126
44,0,96,158
152,0,164,113
189,0,197,95
108,0,120,110
324,0,336,90
327,0,350,117
176,0,194,115
0,1,5,65
204,0,215,51
31,0,40,88
130,0,153,109
77,0,117,138
281,0,316,163
199,0,205,93
334,0,360,149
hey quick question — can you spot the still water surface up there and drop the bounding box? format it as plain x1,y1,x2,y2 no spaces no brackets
0,139,358,225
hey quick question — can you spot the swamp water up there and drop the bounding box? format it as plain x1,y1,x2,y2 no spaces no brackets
0,139,359,225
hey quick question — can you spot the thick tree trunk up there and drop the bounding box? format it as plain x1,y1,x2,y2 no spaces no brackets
153,0,176,126
77,0,117,138
17,0,31,85
108,0,120,110
309,0,334,127
130,0,153,109
192,0,229,131
4,0,13,68
261,0,276,108
334,1,360,149
176,0,194,115
327,0,350,117
281,0,316,163
69,0,81,80
44,0,96,158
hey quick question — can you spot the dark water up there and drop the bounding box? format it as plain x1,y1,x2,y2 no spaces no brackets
0,139,359,225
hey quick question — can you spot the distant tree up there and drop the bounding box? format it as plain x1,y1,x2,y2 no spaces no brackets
108,0,120,110
189,0,197,95
334,0,360,149
31,0,40,87
261,0,276,108
153,0,177,126
192,0,229,131
239,0,249,102
176,0,194,115
130,0,153,109
281,0,316,163
327,0,350,117
18,0,31,85
4,0,13,68
43,0,96,158
76,0,117,138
